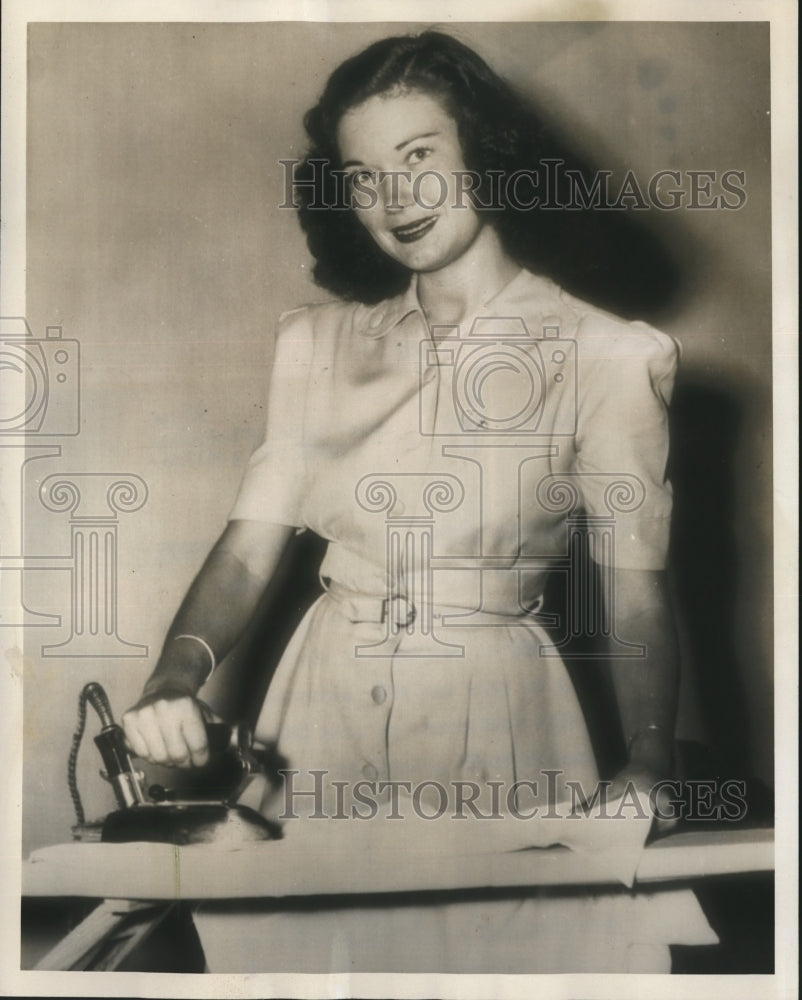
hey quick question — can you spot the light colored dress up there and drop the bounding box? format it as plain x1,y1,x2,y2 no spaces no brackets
193,268,718,973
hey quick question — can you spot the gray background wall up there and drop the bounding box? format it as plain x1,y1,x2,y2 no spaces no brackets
21,21,771,855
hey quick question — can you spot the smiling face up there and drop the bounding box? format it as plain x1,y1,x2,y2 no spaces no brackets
336,89,485,274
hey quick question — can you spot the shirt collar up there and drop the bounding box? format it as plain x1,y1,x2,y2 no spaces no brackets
356,277,423,339
355,268,565,340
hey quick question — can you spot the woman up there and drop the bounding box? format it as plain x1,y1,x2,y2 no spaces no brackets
122,31,715,973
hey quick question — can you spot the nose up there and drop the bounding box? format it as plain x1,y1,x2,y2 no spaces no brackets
379,170,413,213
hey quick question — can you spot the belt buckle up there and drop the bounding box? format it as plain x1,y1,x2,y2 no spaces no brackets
381,595,416,627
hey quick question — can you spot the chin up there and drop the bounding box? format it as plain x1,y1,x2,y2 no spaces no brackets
393,244,455,273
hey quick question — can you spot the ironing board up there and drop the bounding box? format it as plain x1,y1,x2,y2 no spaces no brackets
23,826,774,971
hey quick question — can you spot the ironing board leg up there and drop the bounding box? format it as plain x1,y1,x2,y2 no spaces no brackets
33,898,176,971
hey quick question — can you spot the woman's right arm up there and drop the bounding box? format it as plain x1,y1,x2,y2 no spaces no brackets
122,518,293,768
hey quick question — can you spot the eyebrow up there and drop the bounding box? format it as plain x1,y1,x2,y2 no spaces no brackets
341,131,440,169
395,129,440,151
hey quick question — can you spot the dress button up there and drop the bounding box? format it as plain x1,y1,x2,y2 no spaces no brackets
369,311,385,329
371,685,387,705
362,763,379,781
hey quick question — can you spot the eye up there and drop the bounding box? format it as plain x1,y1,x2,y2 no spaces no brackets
348,168,378,187
407,146,432,166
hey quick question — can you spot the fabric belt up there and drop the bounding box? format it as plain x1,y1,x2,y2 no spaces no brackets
321,577,544,627
322,578,417,626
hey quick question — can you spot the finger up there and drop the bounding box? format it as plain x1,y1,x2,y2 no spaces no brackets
650,783,681,834
134,705,172,765
121,711,150,760
195,699,224,725
606,777,627,802
181,708,210,768
152,698,193,766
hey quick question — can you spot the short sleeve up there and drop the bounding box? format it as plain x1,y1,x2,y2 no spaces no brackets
573,318,679,570
229,307,314,527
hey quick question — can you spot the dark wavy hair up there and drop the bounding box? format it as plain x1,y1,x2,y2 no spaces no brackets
295,31,551,304
293,30,680,316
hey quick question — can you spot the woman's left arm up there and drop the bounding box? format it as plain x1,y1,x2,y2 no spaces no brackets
608,567,679,793
571,316,682,808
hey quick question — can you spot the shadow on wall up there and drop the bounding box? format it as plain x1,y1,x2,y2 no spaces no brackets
508,131,684,321
668,377,771,786
507,80,688,320
559,375,773,807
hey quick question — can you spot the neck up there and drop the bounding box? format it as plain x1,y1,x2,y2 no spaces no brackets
416,227,520,326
